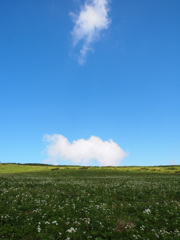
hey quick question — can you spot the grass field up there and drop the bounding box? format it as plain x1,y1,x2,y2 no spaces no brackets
0,164,180,239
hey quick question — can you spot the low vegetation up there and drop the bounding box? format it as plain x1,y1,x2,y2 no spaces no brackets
0,164,180,239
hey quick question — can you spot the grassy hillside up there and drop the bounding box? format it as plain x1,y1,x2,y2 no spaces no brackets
0,163,180,175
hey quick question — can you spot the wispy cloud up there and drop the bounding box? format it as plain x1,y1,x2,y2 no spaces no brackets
169,160,179,165
43,134,127,166
70,0,111,64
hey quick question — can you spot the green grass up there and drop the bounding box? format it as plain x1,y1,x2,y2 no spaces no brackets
1,163,180,175
0,164,180,239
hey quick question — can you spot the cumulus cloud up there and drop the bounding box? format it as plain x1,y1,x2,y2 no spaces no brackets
43,134,127,166
70,0,111,64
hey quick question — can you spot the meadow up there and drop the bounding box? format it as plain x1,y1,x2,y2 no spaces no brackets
0,164,180,240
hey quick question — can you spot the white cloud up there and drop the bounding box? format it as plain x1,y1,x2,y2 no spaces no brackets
43,134,127,166
70,0,111,64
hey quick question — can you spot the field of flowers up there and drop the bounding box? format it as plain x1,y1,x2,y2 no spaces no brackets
0,165,180,239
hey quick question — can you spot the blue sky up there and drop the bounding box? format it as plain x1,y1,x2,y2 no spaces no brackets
0,0,179,166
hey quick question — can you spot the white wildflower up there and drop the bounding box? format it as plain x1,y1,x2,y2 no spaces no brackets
143,208,151,214
66,227,77,233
